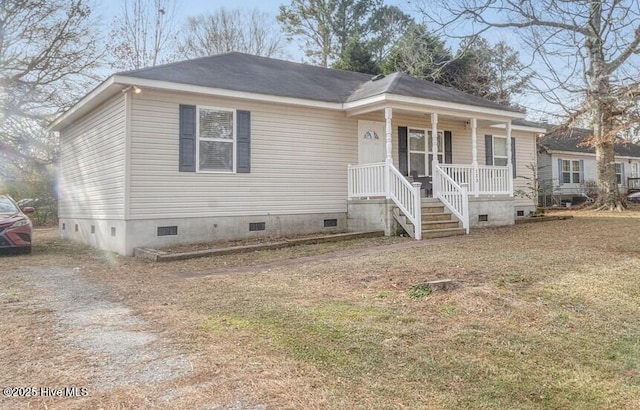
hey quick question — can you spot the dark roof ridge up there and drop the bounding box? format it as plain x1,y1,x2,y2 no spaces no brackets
385,72,405,94
117,52,373,80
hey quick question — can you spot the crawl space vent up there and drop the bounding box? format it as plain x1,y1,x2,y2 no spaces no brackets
478,214,489,222
157,226,178,236
324,219,338,227
249,222,266,231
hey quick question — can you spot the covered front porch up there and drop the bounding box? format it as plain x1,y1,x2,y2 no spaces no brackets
346,101,528,240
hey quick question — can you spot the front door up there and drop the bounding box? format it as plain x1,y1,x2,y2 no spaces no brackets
358,121,385,164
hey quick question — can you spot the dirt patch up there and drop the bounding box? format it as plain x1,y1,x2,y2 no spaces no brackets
22,266,192,389
178,234,473,278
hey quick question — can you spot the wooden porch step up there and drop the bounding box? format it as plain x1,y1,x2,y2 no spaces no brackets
421,205,445,214
422,220,460,230
421,212,453,222
421,198,442,205
422,227,466,239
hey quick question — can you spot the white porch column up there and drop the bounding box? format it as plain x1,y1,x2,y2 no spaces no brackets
506,120,514,197
384,107,392,198
470,118,479,197
430,113,438,168
385,107,393,163
431,113,439,196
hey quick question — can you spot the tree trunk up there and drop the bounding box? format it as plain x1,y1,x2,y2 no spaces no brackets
594,140,624,210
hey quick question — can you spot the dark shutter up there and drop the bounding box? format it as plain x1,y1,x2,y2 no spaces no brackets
558,158,563,185
179,105,196,172
236,110,251,173
621,162,625,185
398,126,408,176
485,135,493,165
444,131,452,164
511,137,516,178
579,159,584,183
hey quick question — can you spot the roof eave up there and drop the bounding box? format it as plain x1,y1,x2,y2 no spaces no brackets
491,123,547,133
344,93,525,121
50,76,120,132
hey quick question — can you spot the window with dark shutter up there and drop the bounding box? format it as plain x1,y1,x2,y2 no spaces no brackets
181,106,251,173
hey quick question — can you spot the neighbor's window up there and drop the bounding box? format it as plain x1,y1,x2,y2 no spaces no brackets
492,136,508,166
198,107,235,172
562,159,581,184
615,163,623,185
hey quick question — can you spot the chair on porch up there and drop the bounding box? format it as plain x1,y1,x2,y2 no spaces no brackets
410,171,433,197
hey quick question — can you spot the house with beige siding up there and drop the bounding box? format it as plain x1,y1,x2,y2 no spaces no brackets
538,128,640,206
51,53,545,255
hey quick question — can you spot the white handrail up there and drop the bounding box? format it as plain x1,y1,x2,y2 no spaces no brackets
434,164,469,233
348,162,422,240
387,164,422,240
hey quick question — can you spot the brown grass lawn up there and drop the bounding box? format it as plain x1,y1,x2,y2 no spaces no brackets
1,207,640,409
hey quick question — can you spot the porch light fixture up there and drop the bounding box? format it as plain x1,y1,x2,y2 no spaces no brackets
121,85,142,94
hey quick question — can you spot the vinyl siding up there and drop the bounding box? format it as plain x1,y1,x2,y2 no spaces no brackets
129,90,357,219
58,94,126,219
537,151,553,186
510,131,537,207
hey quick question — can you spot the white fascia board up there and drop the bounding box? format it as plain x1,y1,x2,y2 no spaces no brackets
490,123,547,133
547,150,595,158
113,75,344,110
49,76,117,131
343,93,526,121
547,149,640,160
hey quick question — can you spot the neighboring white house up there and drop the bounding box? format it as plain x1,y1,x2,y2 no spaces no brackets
51,53,545,255
537,128,640,205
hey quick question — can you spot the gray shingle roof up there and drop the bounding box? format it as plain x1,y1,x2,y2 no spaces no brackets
512,118,550,129
119,52,522,112
119,53,372,103
539,127,640,157
346,72,522,112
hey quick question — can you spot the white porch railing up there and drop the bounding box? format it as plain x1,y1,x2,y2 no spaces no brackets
439,164,513,196
348,162,422,240
347,162,386,198
433,164,469,234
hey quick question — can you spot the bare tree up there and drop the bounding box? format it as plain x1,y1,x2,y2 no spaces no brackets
108,0,177,70
178,8,284,59
421,0,640,210
1,0,100,175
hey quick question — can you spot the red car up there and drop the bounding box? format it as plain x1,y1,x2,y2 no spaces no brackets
0,195,34,254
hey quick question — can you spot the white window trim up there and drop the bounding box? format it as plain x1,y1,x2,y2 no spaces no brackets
615,162,623,185
492,136,508,166
408,127,443,176
195,106,237,174
561,159,581,184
